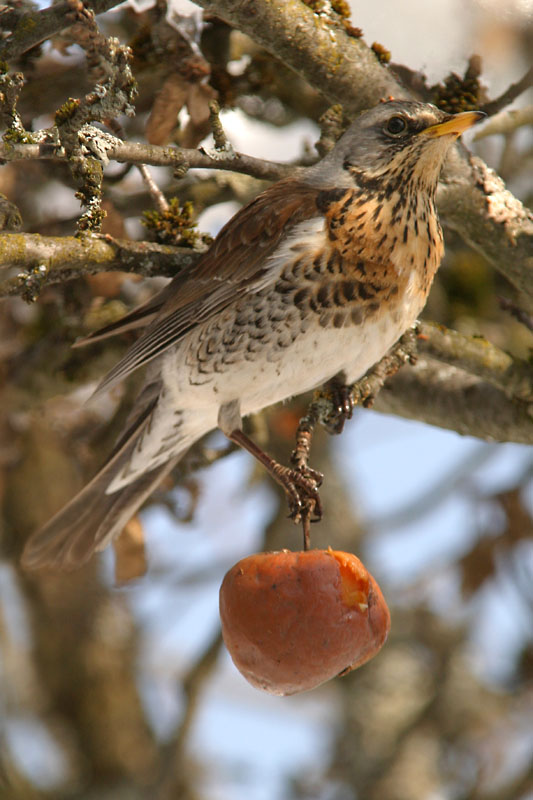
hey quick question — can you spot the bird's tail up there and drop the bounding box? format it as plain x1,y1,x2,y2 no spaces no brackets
21,386,182,571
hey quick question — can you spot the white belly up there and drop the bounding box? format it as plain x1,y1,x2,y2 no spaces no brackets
161,299,420,418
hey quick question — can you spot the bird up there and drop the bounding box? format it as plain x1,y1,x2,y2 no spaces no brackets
21,100,485,570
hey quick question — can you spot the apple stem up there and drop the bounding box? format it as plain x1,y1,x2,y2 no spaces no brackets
302,509,311,551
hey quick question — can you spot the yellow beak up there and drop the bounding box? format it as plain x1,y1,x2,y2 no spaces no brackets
420,110,486,138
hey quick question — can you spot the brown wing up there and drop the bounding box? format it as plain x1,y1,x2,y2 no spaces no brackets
94,178,321,394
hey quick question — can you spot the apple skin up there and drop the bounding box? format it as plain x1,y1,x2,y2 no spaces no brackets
219,548,390,695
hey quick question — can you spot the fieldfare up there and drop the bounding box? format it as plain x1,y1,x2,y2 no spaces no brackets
22,100,485,569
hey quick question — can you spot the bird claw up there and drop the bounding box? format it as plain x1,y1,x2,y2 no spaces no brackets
323,382,355,435
275,465,324,525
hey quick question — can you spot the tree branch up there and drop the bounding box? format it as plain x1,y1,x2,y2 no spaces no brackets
192,0,533,310
437,147,533,308
417,320,533,402
473,106,533,140
0,233,203,296
374,357,533,444
0,0,124,62
0,133,297,182
195,0,401,111
480,67,533,117
154,629,223,799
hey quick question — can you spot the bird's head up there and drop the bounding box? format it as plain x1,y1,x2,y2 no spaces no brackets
311,100,485,195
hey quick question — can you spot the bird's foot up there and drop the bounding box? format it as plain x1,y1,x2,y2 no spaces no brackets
273,463,324,522
322,381,355,435
272,463,324,550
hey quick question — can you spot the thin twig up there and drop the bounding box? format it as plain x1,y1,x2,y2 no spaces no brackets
498,296,533,333
137,164,169,213
0,136,299,182
154,630,223,799
291,407,322,550
48,4,136,234
473,106,533,140
480,67,533,117
315,103,345,157
208,100,230,152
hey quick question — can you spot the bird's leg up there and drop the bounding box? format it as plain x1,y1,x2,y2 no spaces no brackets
228,429,323,522
218,401,323,547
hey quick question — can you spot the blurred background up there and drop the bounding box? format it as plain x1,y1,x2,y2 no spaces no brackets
1,0,532,798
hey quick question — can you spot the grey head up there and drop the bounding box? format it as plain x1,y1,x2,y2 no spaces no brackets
307,100,484,193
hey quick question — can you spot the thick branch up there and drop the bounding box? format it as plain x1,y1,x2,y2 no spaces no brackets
374,358,533,444
417,320,533,402
0,0,124,62
437,147,533,308
0,233,202,296
192,0,533,309
193,0,401,111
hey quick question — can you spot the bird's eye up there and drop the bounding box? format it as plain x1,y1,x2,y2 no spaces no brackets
385,116,408,135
